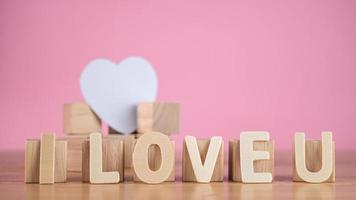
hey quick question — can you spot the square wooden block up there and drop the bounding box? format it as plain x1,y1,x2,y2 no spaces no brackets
137,102,180,135
63,103,101,134
59,135,89,172
107,134,136,168
25,139,67,183
82,137,124,182
182,139,224,182
229,139,274,182
133,141,175,182
293,140,335,182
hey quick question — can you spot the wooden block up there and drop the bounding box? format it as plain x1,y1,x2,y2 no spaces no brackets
107,134,136,168
293,132,335,183
133,141,175,182
54,140,67,182
239,132,273,183
88,133,121,183
137,102,180,135
82,135,124,183
82,142,89,182
24,140,40,183
229,139,274,182
39,134,55,184
25,139,68,183
132,132,174,184
182,137,224,182
107,126,137,168
63,103,101,134
60,135,89,172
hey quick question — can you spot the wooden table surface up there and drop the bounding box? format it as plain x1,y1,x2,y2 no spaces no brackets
0,150,355,199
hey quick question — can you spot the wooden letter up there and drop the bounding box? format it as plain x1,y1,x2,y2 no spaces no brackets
183,136,223,183
89,133,120,184
132,132,174,184
240,131,273,183
39,134,55,184
133,141,176,182
229,139,274,182
82,137,124,182
294,132,334,183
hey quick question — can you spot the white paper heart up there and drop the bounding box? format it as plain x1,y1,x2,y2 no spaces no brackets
80,56,158,134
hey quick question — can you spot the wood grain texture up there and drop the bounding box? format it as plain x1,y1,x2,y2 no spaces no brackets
89,133,121,183
82,136,124,183
63,103,101,134
39,134,55,184
107,134,136,168
24,140,40,183
3,150,356,199
229,139,274,182
133,142,175,182
25,139,67,183
54,140,67,182
182,138,224,182
137,102,180,135
132,132,174,184
59,135,89,172
136,103,153,134
293,138,335,183
239,132,273,183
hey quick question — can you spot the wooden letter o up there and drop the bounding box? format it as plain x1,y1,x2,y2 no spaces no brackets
132,132,174,184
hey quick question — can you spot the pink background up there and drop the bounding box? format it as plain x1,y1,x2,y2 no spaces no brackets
0,0,355,150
